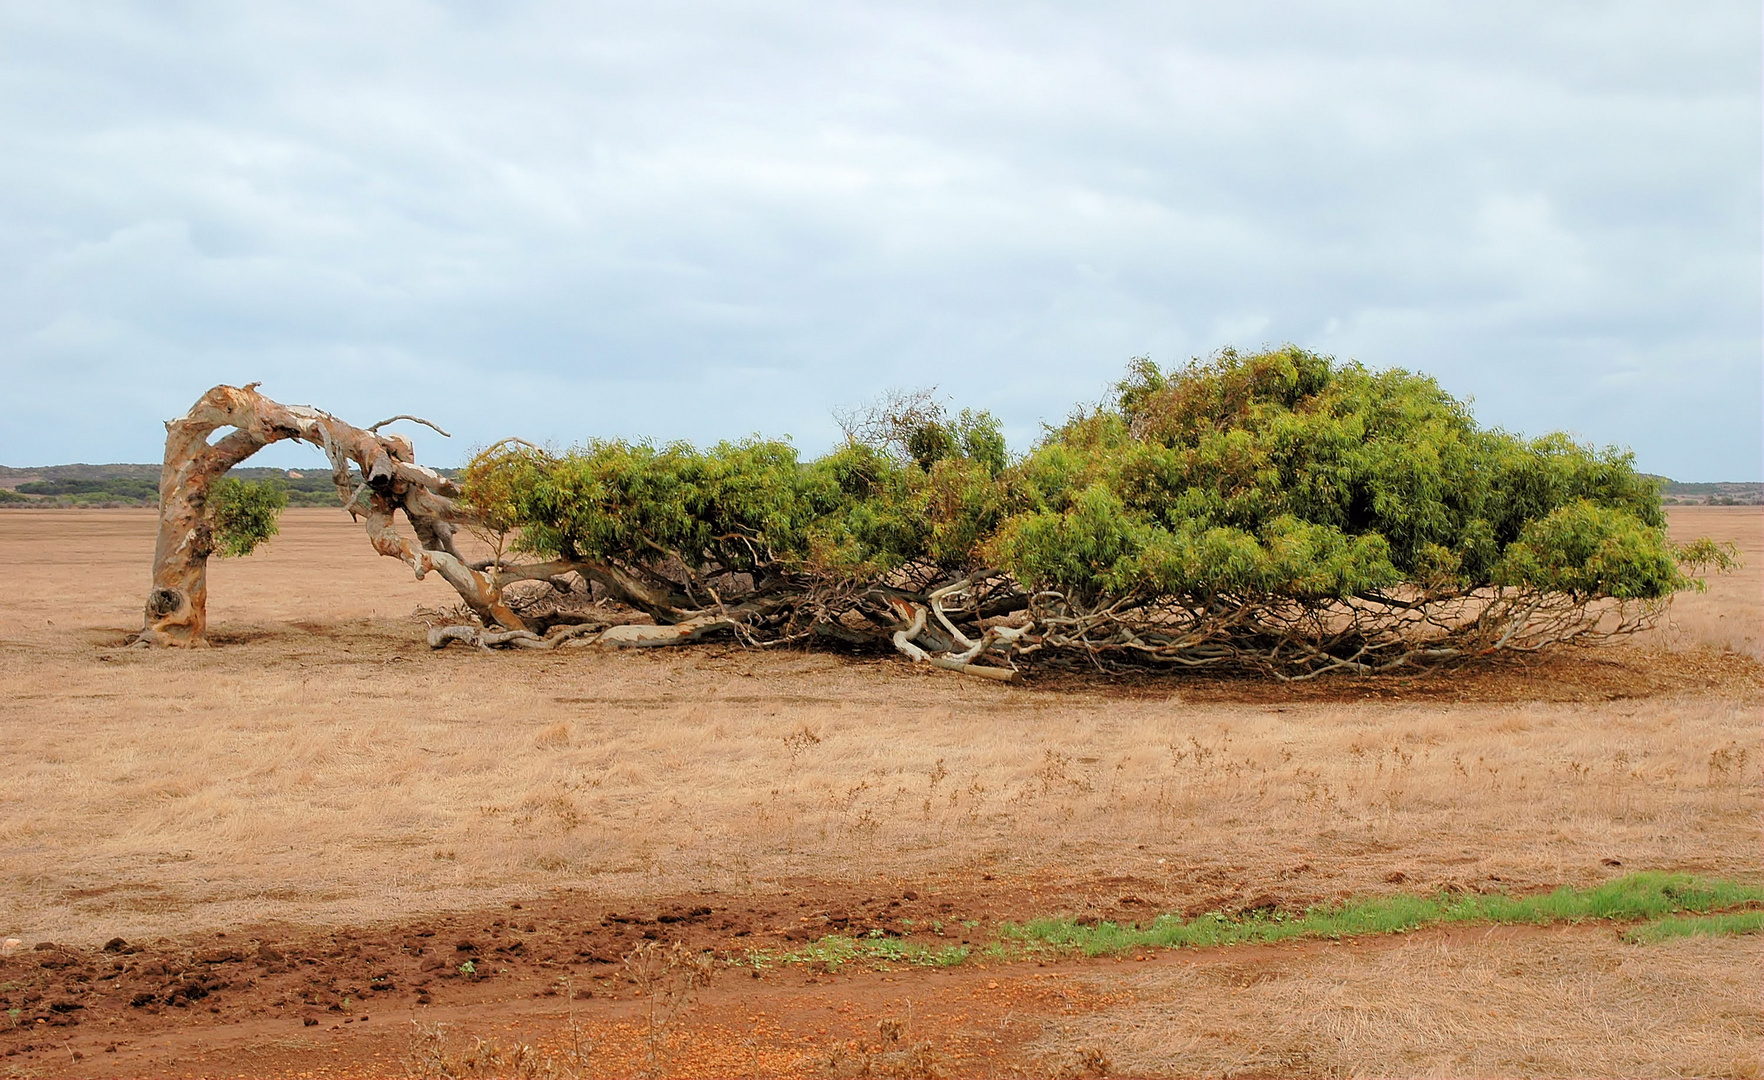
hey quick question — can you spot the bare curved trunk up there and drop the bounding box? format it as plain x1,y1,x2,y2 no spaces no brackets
138,384,524,646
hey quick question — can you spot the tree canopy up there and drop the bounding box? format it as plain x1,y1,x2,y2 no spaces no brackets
448,347,1723,677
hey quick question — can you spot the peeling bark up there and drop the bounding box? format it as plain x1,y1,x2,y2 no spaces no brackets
137,384,519,646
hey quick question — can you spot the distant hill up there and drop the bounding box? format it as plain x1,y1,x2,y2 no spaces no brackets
1640,475,1764,506
0,463,459,508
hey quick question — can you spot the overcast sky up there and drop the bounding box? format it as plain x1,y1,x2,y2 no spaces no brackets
1,2,1757,479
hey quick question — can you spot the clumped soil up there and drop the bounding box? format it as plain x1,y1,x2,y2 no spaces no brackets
0,874,1139,1075
0,875,1681,1079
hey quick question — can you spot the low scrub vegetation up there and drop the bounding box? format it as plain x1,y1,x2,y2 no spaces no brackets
450,347,1732,676
16,476,160,501
0,465,365,508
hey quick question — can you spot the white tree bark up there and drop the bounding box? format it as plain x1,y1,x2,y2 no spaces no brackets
138,384,523,646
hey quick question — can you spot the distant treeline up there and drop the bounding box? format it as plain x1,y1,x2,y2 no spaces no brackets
0,463,459,508
1642,476,1764,506
0,463,1754,506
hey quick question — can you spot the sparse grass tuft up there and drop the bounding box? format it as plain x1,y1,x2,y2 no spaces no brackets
1624,909,1764,944
1000,873,1763,956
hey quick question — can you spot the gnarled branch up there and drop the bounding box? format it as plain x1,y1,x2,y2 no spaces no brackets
137,385,518,646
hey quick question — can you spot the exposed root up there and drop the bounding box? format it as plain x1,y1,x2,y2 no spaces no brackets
887,592,1022,682
427,617,736,652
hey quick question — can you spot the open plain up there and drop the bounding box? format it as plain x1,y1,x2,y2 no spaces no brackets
0,506,1758,1077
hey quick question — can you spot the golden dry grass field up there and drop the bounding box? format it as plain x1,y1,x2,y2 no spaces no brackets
0,506,1758,1078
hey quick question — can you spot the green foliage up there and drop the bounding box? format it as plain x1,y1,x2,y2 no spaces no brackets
1495,500,1681,599
467,348,1716,667
475,426,1015,583
834,388,1010,475
1673,537,1741,582
0,487,27,504
207,477,288,558
995,347,1691,602
949,408,1009,475
460,440,552,559
509,437,823,569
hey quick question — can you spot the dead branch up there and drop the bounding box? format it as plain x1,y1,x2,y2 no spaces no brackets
367,414,454,438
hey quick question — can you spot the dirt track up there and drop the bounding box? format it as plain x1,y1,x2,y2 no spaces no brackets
0,507,1758,1077
3,884,1758,1078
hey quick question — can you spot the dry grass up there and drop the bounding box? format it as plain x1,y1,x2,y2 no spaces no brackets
1646,506,1764,658
0,509,1758,947
1032,928,1763,1078
405,1015,596,1080
0,507,1759,1076
1,639,1756,945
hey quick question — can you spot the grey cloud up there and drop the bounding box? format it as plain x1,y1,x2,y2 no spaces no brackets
0,1,1756,478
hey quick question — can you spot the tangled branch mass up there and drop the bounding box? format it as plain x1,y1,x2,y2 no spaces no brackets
139,349,1727,681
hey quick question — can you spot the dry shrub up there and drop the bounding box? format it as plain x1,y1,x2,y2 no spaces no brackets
404,1017,593,1080
623,940,715,1074
820,1014,945,1079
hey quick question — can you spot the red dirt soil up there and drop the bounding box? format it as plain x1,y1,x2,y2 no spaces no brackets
0,877,1653,1079
1,507,1757,1077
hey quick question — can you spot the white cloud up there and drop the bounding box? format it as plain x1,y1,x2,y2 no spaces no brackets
0,1,1756,478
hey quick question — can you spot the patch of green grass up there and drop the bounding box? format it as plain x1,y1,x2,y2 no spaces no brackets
741,934,971,972
725,875,1758,975
1000,873,1763,957
1623,909,1764,945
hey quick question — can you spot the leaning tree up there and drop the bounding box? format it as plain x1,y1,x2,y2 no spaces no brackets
137,351,1730,680
138,382,524,646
